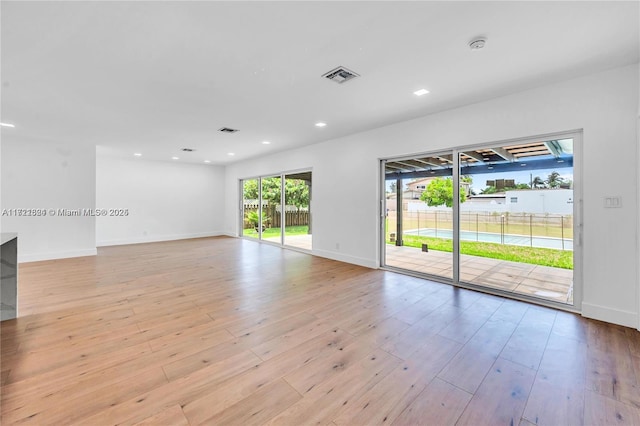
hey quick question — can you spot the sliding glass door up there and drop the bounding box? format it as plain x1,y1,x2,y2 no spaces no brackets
382,132,580,308
240,170,312,251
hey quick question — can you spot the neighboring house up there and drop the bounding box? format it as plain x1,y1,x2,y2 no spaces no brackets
405,177,471,197
386,178,472,211
385,181,427,212
405,178,431,193
400,189,573,215
403,177,471,197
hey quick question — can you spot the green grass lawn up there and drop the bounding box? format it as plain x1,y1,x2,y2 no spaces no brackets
397,234,573,269
243,225,309,237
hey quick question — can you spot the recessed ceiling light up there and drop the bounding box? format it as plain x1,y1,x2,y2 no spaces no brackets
0,122,15,128
172,156,179,160
413,89,430,96
204,160,211,163
227,152,235,156
134,153,142,157
315,122,327,127
262,141,271,145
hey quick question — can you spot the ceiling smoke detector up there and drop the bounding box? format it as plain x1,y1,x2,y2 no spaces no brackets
469,38,487,50
218,127,239,133
322,66,360,84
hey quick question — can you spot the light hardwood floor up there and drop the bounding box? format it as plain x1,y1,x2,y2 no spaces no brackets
1,237,639,425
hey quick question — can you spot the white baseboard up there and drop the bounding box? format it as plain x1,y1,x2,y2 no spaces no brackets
96,232,225,247
19,248,98,263
313,249,377,269
582,302,639,329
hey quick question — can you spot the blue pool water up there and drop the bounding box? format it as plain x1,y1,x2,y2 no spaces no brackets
404,228,573,251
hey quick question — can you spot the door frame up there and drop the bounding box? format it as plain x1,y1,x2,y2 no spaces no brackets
239,168,313,252
380,130,583,312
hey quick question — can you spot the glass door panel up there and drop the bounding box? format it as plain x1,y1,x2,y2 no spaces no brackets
242,178,260,239
458,138,574,305
261,176,282,244
284,172,312,250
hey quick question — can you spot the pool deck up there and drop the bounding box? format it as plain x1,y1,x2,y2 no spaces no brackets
385,244,573,305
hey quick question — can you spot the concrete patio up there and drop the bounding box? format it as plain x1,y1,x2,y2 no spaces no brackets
263,234,313,251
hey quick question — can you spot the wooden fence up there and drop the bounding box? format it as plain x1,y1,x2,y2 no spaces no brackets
243,206,309,229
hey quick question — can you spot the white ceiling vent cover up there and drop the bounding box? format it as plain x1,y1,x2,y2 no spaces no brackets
322,66,360,84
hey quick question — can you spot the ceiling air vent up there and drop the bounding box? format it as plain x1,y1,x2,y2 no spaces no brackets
181,148,196,152
322,66,360,84
218,127,239,133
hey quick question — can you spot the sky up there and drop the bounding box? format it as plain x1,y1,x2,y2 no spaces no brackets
467,168,573,192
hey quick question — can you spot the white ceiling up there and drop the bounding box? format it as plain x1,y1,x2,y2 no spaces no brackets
1,1,638,165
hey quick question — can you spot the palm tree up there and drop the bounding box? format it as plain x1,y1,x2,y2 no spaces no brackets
532,176,545,189
546,171,564,189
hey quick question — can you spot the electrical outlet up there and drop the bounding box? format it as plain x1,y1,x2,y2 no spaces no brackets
604,196,622,208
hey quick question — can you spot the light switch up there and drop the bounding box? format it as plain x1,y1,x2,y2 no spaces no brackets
604,196,622,208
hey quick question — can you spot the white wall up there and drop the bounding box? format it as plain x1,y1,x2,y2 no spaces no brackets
1,138,96,262
505,189,573,215
96,154,225,246
225,64,639,328
407,190,573,215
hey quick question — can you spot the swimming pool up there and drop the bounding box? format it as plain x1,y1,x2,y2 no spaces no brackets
403,228,573,251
